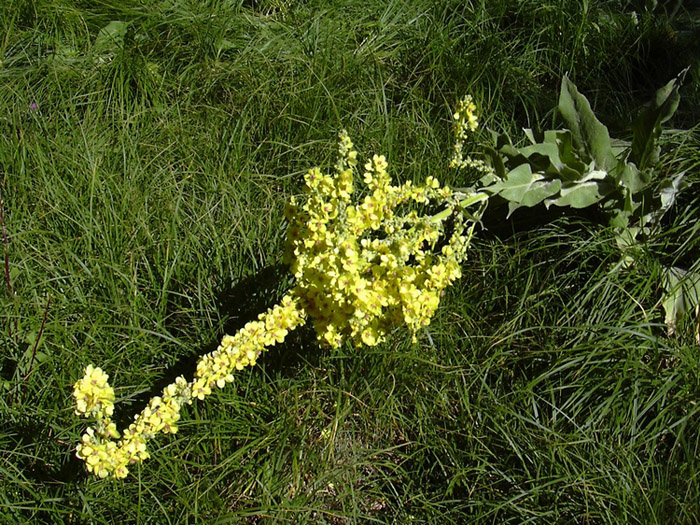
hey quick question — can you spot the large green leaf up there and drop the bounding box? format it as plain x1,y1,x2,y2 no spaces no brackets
545,182,603,209
630,68,687,171
506,179,562,216
548,130,589,178
558,76,617,172
518,143,565,174
641,172,689,228
497,129,588,181
485,163,536,201
618,163,650,194
484,164,562,216
606,184,639,229
545,171,610,209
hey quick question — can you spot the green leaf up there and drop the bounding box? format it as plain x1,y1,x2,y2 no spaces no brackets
662,266,700,334
543,130,565,145
519,179,562,206
483,146,506,179
485,164,562,216
609,187,635,229
550,130,589,180
609,210,631,230
545,182,601,209
619,163,650,194
550,130,576,158
630,68,687,171
506,179,561,217
486,163,536,201
33,351,49,364
610,137,630,159
523,128,545,145
558,76,617,172
641,172,689,227
578,169,608,183
518,143,565,174
545,175,610,209
479,171,500,186
94,21,128,56
23,330,38,348
499,144,525,163
524,128,537,144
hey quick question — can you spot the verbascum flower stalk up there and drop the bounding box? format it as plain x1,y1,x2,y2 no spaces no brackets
74,101,487,478
74,293,306,478
449,94,494,177
285,130,477,347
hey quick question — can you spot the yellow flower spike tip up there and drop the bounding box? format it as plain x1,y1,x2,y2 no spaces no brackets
73,365,115,418
449,95,495,177
74,123,487,478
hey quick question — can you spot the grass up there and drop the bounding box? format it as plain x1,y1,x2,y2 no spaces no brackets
1,0,700,522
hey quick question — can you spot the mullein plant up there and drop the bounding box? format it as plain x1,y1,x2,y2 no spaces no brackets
73,102,487,478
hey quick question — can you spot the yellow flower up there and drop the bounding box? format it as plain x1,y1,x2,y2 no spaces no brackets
74,126,481,478
73,365,115,418
285,131,475,349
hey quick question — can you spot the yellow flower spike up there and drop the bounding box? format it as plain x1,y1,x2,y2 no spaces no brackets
450,95,496,177
74,122,486,478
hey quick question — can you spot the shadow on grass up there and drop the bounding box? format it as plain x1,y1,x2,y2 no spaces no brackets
0,415,87,486
3,264,322,486
115,263,323,426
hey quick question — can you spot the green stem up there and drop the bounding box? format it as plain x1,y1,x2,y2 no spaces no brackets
430,191,489,223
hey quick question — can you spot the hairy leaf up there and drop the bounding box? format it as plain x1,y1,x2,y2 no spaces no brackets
619,163,649,194
506,179,562,216
545,176,610,209
642,172,689,228
484,164,562,216
630,68,687,171
559,76,617,172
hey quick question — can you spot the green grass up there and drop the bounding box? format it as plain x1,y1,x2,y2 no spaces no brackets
1,0,700,522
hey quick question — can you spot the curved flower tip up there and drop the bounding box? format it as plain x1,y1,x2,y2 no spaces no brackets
73,364,115,418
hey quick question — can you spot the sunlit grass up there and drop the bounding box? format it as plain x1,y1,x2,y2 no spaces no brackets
1,0,699,522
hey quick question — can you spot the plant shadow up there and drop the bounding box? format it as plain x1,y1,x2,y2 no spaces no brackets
4,264,323,486
114,263,322,426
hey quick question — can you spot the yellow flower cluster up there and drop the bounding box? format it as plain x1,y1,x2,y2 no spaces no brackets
449,95,493,176
454,94,479,137
73,364,115,418
74,372,190,478
191,292,306,400
73,293,306,478
74,99,487,479
285,130,474,347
